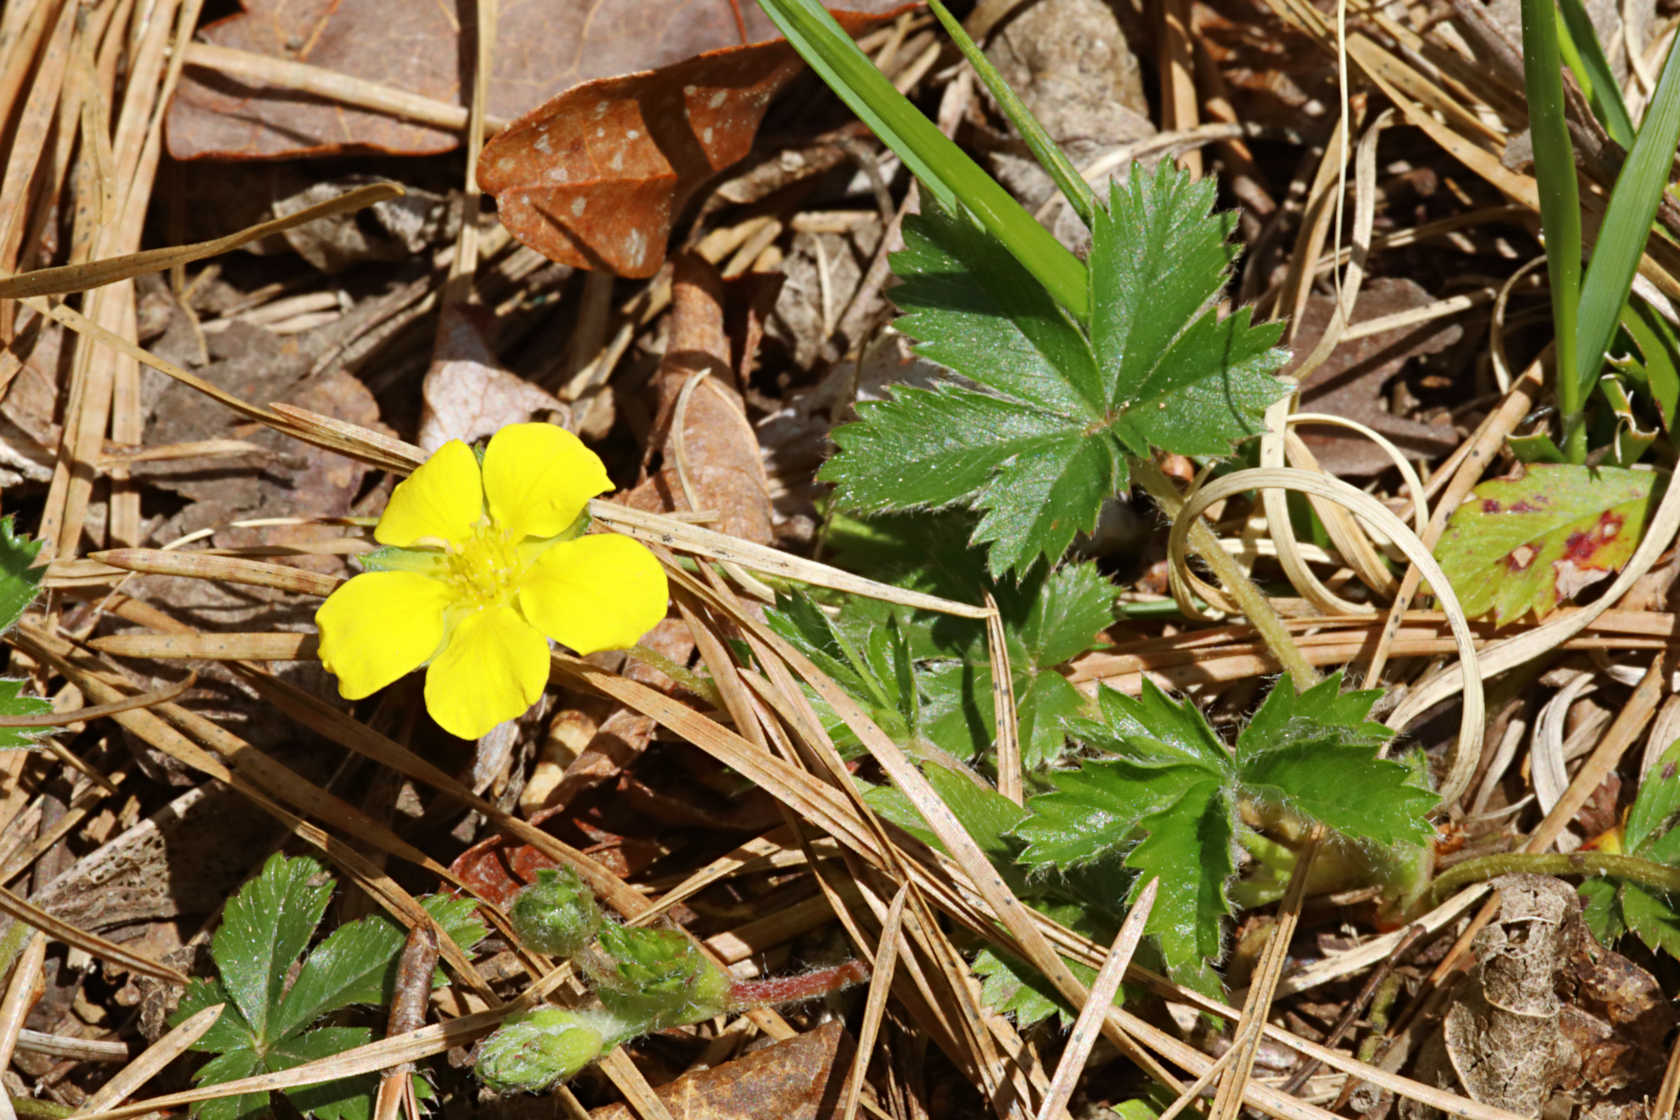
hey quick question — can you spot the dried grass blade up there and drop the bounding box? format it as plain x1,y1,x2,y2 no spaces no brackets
67,1011,507,1120
78,1003,225,1113
0,671,194,726
91,549,341,596
0,182,403,299
839,883,910,1120
1169,467,1484,802
0,889,183,984
983,591,1022,805
181,43,505,135
90,631,312,661
593,502,990,618
1035,879,1157,1120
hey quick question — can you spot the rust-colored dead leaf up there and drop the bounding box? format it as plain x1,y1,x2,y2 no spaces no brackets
167,0,909,161
590,1020,851,1120
476,9,910,277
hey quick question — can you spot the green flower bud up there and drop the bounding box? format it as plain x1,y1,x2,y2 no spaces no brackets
475,1008,608,1093
586,921,732,1030
510,868,602,960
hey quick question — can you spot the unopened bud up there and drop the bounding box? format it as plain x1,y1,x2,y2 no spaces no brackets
475,1008,607,1093
510,868,602,960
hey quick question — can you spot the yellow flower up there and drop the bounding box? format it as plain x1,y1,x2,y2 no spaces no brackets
316,424,668,740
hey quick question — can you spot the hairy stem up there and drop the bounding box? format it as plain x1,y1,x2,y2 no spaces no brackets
1426,849,1680,909
1131,458,1318,686
728,959,871,1009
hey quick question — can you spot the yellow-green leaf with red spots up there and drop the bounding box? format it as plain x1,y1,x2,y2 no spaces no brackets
1433,464,1663,625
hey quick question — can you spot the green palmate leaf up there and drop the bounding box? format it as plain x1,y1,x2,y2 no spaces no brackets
1011,560,1116,667
1015,675,1439,989
1432,464,1661,623
191,1049,268,1120
1075,681,1231,771
274,1028,378,1120
822,168,1287,577
0,679,52,750
925,560,1113,766
1618,881,1680,958
769,548,1112,766
862,760,1028,872
1580,738,1680,956
1617,300,1680,430
1012,759,1211,870
177,855,486,1120
1236,670,1391,755
974,945,1078,1025
1575,32,1680,404
1626,739,1680,852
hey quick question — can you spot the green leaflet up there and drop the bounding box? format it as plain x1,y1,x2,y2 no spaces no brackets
765,541,1113,767
1581,737,1680,958
0,515,49,749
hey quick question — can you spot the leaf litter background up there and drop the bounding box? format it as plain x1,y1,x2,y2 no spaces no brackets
4,0,1680,1118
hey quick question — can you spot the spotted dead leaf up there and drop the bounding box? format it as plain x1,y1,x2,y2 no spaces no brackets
1432,464,1662,624
168,0,907,160
476,8,910,277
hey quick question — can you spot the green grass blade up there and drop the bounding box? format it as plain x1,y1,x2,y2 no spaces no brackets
1575,34,1680,405
1522,0,1585,459
756,0,1089,320
1554,0,1636,146
925,0,1096,228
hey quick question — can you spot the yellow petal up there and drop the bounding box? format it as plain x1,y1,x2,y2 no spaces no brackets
315,573,451,700
519,534,668,655
375,439,484,547
481,423,611,541
424,604,551,739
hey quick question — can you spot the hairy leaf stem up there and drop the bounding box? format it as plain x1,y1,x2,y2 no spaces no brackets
1131,458,1318,687
1425,849,1680,909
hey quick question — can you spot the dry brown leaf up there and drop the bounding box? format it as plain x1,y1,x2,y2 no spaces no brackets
417,304,566,454
167,0,908,160
476,9,910,277
590,1020,851,1120
1290,277,1462,476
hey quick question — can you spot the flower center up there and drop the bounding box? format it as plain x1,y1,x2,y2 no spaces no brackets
444,522,525,608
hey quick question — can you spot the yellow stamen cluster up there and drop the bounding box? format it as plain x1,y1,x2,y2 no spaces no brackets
444,523,525,608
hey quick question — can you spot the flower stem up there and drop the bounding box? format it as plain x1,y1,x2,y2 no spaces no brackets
1130,458,1318,687
727,959,870,1010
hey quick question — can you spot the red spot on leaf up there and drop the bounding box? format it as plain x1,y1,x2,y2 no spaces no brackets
1481,499,1502,513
